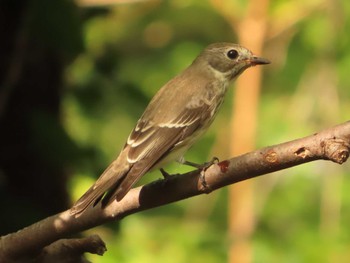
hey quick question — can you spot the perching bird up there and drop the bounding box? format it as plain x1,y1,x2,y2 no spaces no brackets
71,42,270,215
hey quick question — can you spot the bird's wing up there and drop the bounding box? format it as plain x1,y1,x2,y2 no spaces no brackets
106,102,212,203
71,74,216,214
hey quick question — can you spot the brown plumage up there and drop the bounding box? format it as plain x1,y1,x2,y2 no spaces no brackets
70,42,270,215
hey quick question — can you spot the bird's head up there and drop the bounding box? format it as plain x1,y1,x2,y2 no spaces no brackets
195,42,270,81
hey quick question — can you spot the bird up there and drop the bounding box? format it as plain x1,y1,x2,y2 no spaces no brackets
71,42,270,215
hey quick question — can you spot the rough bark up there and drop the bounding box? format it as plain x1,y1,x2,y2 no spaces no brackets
0,121,349,262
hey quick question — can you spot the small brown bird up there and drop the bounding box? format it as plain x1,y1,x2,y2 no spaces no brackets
71,42,270,215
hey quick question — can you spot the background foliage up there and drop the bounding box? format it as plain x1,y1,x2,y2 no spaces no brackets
1,0,350,262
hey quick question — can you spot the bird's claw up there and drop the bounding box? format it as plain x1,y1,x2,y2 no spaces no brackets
160,168,171,179
202,156,219,170
163,157,219,191
199,157,219,192
182,156,219,170
199,169,209,189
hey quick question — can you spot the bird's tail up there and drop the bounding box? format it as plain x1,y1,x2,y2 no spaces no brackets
70,157,130,216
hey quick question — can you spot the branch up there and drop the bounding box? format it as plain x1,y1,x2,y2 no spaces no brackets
1,121,349,262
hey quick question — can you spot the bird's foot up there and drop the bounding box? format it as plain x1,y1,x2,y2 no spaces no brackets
161,157,219,190
160,168,171,179
202,157,219,191
182,156,219,170
200,169,209,189
182,157,219,191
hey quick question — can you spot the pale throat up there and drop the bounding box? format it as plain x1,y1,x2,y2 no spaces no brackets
207,66,232,98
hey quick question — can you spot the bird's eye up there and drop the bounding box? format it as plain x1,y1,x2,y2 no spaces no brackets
227,49,239,59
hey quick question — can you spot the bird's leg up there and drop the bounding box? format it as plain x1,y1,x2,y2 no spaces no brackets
160,157,219,182
179,157,219,190
160,168,171,179
180,156,220,170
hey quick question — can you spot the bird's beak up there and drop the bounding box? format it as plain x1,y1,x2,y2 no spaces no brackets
249,56,270,66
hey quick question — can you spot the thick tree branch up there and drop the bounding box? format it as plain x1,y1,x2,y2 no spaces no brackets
0,121,349,262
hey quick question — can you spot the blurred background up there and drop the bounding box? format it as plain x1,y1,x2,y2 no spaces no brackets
1,0,350,262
